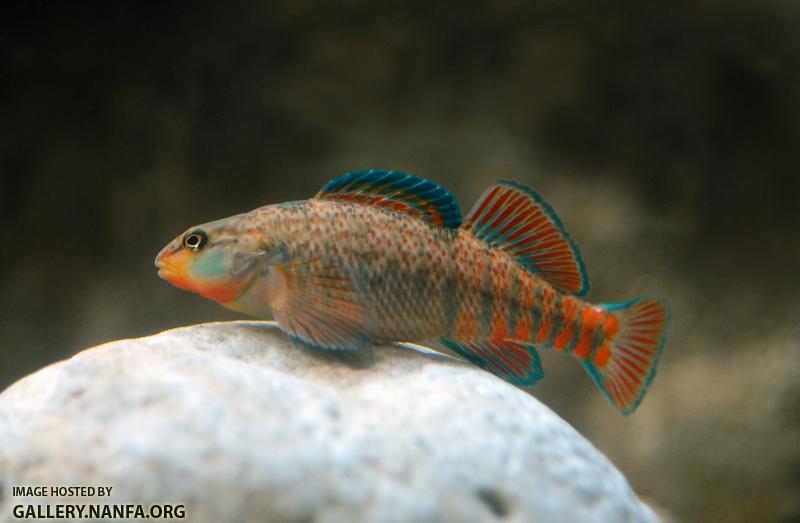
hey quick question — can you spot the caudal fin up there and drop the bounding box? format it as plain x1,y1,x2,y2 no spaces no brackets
583,296,671,415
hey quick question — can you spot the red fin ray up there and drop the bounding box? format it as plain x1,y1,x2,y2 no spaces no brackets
464,180,589,296
582,296,671,415
314,170,462,228
440,338,544,387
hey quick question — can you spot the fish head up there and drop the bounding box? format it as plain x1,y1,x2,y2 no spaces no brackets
155,214,265,305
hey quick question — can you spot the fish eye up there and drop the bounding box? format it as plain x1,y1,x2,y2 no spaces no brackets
183,230,207,252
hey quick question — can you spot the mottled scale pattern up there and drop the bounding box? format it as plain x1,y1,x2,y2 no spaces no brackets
254,199,609,357
156,172,671,415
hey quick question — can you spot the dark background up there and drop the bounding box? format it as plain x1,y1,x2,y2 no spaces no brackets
2,2,799,522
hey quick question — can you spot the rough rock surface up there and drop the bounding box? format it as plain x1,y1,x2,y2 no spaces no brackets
0,321,659,523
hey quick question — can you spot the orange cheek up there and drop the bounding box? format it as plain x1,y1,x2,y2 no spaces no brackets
161,271,195,292
198,283,242,304
158,250,244,304
160,269,241,304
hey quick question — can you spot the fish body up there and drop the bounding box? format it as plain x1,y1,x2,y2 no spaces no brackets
156,171,670,415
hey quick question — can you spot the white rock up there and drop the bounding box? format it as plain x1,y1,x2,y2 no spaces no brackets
0,321,659,523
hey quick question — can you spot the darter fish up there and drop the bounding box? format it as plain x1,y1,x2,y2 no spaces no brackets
155,170,670,415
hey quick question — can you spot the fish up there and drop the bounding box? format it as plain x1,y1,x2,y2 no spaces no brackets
155,170,670,415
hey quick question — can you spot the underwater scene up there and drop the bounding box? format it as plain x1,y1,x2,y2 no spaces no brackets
2,3,799,522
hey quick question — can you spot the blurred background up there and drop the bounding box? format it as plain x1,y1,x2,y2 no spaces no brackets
2,1,799,521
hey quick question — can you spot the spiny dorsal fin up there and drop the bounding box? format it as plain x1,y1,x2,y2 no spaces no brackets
464,180,589,296
315,170,462,229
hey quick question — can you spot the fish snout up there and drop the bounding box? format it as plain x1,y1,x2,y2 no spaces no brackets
154,239,183,279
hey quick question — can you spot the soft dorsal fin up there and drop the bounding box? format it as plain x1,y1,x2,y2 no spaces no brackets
464,180,589,296
315,170,462,229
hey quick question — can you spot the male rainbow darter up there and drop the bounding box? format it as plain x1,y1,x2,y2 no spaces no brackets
156,170,670,415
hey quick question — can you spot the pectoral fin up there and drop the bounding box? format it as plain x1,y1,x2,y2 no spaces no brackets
271,259,373,351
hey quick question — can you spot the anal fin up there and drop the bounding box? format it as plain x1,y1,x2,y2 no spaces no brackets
440,338,544,387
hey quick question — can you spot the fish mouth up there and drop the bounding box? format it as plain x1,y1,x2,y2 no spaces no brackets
155,261,192,291
155,256,169,277
155,251,180,280
156,257,182,281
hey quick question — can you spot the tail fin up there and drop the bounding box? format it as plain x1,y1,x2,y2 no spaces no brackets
583,296,671,415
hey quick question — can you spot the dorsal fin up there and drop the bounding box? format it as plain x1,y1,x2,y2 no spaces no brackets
465,180,589,296
314,170,462,229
